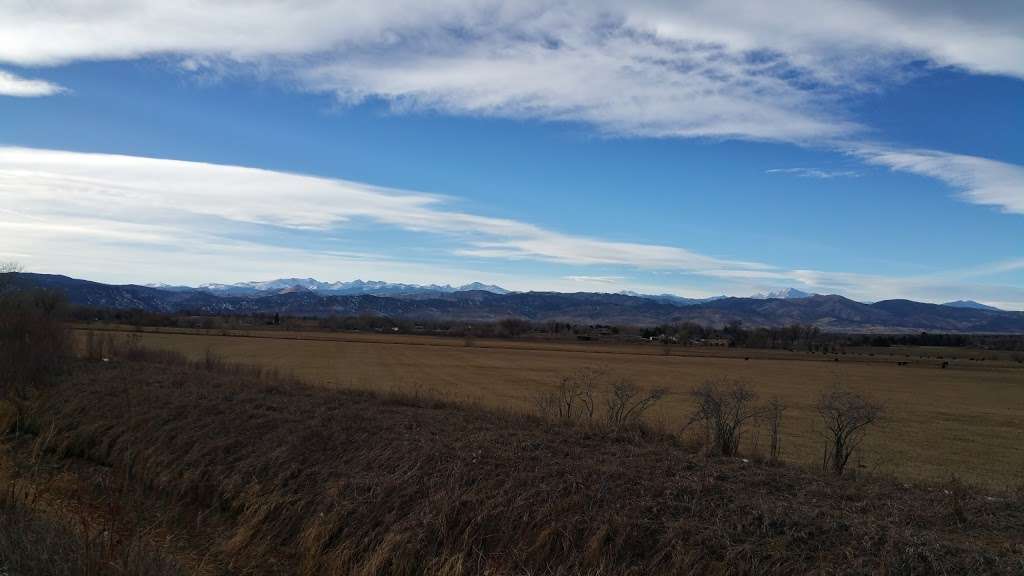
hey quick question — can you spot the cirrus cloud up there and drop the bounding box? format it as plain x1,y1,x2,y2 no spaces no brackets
853,145,1024,215
1,2,1022,141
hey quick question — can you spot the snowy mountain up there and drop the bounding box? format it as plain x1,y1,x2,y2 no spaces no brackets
195,278,510,297
617,291,725,306
751,288,814,300
20,272,1024,332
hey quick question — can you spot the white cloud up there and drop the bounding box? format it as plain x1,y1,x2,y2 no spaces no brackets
1,2,1021,141
853,146,1024,215
0,69,64,97
563,275,624,284
766,167,860,179
3,146,1020,307
0,146,768,277
3,2,1021,211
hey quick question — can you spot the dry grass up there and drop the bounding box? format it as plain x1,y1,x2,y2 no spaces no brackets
80,327,1024,488
16,356,1024,575
0,458,186,576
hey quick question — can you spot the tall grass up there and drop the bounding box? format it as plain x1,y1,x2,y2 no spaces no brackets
0,483,184,576
19,354,1022,575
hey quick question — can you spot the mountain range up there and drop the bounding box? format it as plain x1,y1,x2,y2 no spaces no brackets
11,273,1023,333
149,278,511,297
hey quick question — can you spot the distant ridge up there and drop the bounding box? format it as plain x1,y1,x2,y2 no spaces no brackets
942,300,1002,312
617,291,725,306
15,273,1024,333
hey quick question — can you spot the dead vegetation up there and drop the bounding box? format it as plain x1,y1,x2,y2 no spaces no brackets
531,367,666,433
0,351,1018,575
817,384,885,476
683,379,762,457
0,483,185,576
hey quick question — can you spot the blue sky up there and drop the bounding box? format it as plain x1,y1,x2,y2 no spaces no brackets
0,2,1022,308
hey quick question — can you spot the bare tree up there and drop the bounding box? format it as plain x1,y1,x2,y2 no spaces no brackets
497,317,531,338
817,385,884,476
684,379,761,456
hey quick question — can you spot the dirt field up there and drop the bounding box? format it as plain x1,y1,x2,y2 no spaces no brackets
77,327,1024,489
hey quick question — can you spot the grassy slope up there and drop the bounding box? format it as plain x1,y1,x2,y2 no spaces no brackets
7,359,1024,575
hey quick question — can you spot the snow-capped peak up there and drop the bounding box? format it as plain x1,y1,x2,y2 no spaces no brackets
751,287,814,299
195,278,510,296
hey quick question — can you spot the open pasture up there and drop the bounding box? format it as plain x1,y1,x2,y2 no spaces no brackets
79,327,1024,488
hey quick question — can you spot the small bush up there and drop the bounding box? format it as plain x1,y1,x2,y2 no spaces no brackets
605,379,666,431
684,379,761,456
817,385,884,476
533,369,664,432
533,368,599,423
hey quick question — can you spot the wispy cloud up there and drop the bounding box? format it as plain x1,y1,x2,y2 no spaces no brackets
1,2,1021,213
2,146,1020,307
1,2,1022,141
563,275,625,284
765,167,860,178
766,167,859,179
0,146,769,277
852,145,1024,215
0,69,64,97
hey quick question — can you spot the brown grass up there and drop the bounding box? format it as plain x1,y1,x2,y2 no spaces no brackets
79,327,1024,488
0,452,186,576
5,353,1019,575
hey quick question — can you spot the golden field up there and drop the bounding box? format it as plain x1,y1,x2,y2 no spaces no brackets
77,326,1024,489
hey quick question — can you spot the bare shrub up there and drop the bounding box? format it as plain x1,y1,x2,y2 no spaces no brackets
764,397,786,463
684,379,761,456
605,379,666,431
533,368,598,424
817,385,884,476
533,369,664,432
